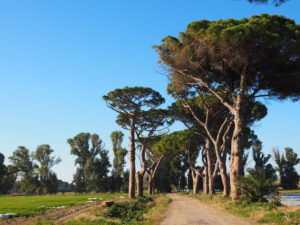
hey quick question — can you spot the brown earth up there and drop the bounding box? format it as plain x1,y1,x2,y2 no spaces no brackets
160,194,253,225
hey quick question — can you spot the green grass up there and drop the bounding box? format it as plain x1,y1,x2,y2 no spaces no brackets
0,193,125,217
192,193,300,225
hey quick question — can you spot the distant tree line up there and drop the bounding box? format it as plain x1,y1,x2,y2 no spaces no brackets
245,0,288,6
1,135,298,196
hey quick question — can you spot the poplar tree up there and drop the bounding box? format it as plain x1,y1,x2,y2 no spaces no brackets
68,133,110,192
9,146,39,194
110,131,127,192
111,131,127,177
0,153,15,194
34,144,61,194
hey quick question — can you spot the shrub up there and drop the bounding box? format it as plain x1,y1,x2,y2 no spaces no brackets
237,167,278,202
106,202,145,221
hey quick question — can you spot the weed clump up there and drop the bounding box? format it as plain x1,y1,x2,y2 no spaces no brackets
105,197,153,221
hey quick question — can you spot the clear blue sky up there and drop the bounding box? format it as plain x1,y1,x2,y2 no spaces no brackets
0,0,299,182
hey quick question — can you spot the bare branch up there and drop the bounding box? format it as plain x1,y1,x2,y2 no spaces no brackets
177,70,235,113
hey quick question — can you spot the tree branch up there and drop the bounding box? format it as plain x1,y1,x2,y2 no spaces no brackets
177,70,235,113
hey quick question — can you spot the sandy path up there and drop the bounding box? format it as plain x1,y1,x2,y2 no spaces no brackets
160,194,252,225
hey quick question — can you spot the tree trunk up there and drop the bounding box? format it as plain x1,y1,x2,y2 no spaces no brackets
177,174,182,192
220,154,229,196
148,176,155,195
135,172,143,197
209,134,230,196
217,159,229,196
230,96,245,200
136,144,147,197
208,176,215,195
192,170,200,194
205,139,215,195
203,171,209,195
129,118,136,198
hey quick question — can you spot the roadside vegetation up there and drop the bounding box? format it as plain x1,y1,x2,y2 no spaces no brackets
191,193,300,224
35,195,170,225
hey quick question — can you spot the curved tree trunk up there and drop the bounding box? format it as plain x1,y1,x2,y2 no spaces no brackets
220,153,229,196
129,118,136,198
205,139,215,195
218,160,229,196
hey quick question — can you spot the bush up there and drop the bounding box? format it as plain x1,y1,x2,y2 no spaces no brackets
105,196,153,221
237,167,278,202
105,197,152,222
106,202,145,221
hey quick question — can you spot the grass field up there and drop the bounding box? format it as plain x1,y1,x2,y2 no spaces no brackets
0,193,126,216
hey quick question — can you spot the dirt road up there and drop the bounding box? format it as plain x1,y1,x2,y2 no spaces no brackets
160,194,252,225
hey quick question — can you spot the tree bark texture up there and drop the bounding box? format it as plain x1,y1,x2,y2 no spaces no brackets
205,139,215,195
203,169,209,195
230,94,245,200
220,153,230,196
135,172,143,197
148,176,155,195
129,118,136,198
191,170,200,194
